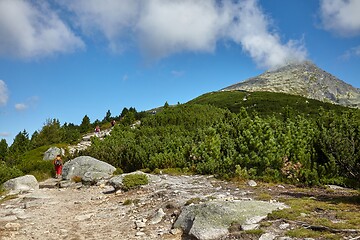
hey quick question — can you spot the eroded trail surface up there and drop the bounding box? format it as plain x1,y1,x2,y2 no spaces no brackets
0,174,252,240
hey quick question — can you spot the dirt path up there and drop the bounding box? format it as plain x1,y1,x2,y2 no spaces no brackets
1,175,358,240
0,175,251,240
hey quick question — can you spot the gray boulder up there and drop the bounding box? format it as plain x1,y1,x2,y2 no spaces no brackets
43,147,65,160
173,200,287,240
62,156,116,184
2,175,39,193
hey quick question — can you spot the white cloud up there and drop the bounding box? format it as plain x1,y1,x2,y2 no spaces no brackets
227,0,307,69
0,0,84,59
60,0,139,53
319,0,360,37
342,45,360,59
0,80,9,106
15,103,27,111
0,132,10,137
14,96,39,111
60,0,307,69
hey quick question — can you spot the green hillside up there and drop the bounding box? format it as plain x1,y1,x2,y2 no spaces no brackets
187,91,351,117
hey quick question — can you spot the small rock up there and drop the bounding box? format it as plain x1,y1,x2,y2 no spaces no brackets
150,208,166,224
170,228,182,235
300,213,307,217
135,220,146,228
5,222,21,231
241,224,259,230
247,180,257,187
326,184,345,190
75,213,93,221
135,231,145,236
279,222,290,230
259,233,276,240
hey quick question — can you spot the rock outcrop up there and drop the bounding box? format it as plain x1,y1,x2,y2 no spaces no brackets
61,156,116,184
173,200,287,240
2,175,39,194
43,147,65,160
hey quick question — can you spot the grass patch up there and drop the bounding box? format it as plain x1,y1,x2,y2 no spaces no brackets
185,197,202,206
123,198,140,205
71,176,82,183
256,193,273,201
153,168,193,175
113,168,123,175
122,174,148,191
0,194,18,204
268,196,360,231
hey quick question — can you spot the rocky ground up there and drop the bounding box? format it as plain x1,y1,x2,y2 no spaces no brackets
0,174,359,240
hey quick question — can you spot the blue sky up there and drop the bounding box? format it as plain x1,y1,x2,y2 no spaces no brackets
0,0,360,144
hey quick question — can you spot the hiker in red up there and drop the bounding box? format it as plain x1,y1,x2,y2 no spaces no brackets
53,155,63,179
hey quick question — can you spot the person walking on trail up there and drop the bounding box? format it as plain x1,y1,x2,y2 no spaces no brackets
95,125,101,137
53,154,63,179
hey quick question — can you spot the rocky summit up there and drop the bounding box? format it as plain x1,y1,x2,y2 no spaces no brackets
222,61,360,108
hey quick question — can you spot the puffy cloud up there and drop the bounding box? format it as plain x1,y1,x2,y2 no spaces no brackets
227,0,306,69
319,0,360,37
14,96,39,111
0,0,84,59
60,0,139,52
15,103,27,111
0,80,9,106
60,0,307,69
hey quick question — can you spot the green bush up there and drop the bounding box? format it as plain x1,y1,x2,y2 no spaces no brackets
122,174,148,191
0,161,23,185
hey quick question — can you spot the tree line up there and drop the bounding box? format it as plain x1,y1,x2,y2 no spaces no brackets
1,102,359,188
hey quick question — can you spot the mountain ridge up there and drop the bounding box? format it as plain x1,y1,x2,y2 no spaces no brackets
221,61,360,108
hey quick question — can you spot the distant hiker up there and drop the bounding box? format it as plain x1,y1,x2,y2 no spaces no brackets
53,155,63,179
95,125,101,137
111,120,116,127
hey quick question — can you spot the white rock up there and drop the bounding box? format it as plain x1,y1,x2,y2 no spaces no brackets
247,180,257,187
259,232,276,240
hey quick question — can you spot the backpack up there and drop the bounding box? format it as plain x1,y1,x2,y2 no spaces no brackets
55,159,61,166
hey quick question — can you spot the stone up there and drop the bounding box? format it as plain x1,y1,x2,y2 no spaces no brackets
247,180,257,187
2,175,39,193
150,208,166,224
43,147,65,160
5,222,21,231
174,200,286,240
75,213,93,221
259,233,276,240
279,222,290,230
62,156,116,184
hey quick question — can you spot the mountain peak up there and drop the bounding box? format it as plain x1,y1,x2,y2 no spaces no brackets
222,61,360,108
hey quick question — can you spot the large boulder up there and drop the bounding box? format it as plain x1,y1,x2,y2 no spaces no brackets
2,175,39,194
62,156,116,184
173,200,287,240
43,147,65,160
